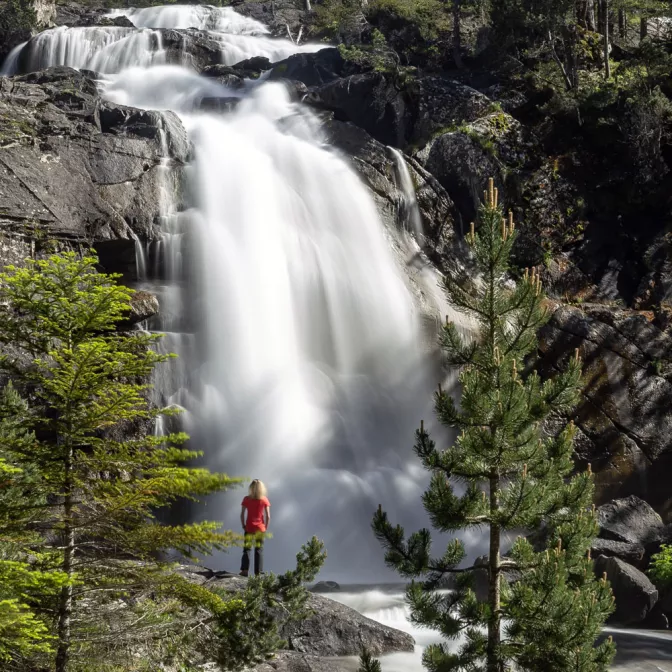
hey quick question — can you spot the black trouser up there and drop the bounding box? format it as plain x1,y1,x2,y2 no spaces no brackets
241,533,264,575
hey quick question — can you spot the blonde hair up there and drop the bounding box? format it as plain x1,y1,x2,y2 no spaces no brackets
248,479,267,500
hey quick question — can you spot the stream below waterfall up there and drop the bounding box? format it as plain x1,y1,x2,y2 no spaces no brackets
326,587,672,671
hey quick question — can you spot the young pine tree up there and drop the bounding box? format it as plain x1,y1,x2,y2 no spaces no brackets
0,252,241,672
373,180,616,672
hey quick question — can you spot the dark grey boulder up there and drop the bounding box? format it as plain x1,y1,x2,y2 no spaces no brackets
595,555,658,625
410,77,493,147
202,56,271,86
597,496,665,545
416,111,530,223
311,580,341,593
591,539,645,567
270,48,347,87
307,71,411,148
281,592,413,656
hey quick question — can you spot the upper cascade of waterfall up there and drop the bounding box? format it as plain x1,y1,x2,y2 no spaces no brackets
107,4,268,35
4,4,322,76
20,26,166,74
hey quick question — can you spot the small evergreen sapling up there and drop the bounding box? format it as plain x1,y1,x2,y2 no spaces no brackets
373,180,615,672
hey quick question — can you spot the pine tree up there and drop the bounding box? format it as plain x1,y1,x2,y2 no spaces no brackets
0,252,241,672
358,648,383,672
373,180,616,672
0,383,69,665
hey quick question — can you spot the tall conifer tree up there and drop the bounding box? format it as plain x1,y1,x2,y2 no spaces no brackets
0,252,240,672
373,180,616,672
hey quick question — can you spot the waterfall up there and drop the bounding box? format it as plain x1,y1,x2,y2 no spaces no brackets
20,26,166,73
2,5,473,581
0,43,27,76
389,147,424,242
108,5,269,34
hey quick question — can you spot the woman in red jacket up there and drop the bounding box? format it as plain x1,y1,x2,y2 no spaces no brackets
239,479,270,577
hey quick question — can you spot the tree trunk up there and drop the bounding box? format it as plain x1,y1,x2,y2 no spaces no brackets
585,0,596,31
55,442,74,672
618,8,626,39
603,0,611,79
452,0,463,69
487,476,501,672
640,16,647,41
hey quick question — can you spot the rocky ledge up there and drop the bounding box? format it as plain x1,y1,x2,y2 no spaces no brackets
180,569,414,671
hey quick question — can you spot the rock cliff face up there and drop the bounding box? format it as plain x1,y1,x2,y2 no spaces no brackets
0,66,187,275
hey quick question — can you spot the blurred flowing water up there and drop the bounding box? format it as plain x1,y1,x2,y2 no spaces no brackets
2,4,482,582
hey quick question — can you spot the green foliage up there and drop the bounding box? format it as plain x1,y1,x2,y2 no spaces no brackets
648,544,672,589
213,537,327,670
0,0,36,33
338,29,393,69
359,648,383,672
368,0,450,40
0,252,242,670
0,384,69,664
373,180,615,671
313,0,365,41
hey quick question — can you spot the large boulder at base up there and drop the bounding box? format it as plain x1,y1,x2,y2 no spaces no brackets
252,652,348,672
591,538,646,567
179,569,414,659
281,592,413,656
597,496,665,546
595,555,658,625
311,580,341,593
0,67,187,264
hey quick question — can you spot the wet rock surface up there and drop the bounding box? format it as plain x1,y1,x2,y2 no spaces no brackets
595,556,659,625
0,67,187,257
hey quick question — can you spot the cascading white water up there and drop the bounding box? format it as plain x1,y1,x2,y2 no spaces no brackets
108,4,269,34
389,147,424,241
2,4,478,584
0,43,26,76
21,26,167,73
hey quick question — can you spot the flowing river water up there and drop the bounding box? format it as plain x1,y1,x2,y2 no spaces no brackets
4,6,671,670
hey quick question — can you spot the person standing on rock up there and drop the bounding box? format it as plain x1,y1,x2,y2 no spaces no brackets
239,479,270,577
